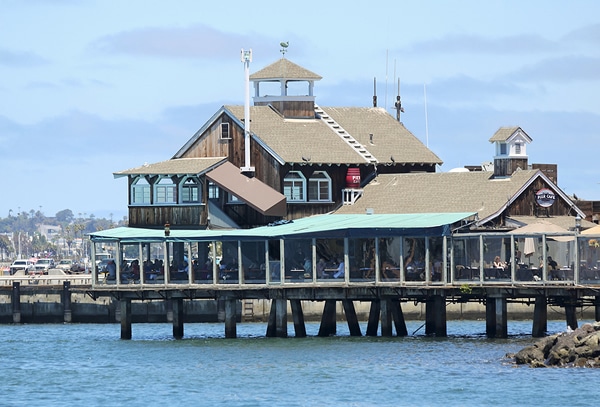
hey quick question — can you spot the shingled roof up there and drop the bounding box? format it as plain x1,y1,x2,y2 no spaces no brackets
333,169,547,224
489,126,532,143
114,157,226,177
224,105,442,166
249,58,322,81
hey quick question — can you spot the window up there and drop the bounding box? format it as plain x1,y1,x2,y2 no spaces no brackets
131,177,150,205
208,181,220,199
220,123,230,139
181,177,201,203
515,142,521,154
308,171,331,201
154,176,176,204
499,143,507,155
283,171,306,202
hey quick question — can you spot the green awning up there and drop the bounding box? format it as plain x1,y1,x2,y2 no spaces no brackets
88,212,475,243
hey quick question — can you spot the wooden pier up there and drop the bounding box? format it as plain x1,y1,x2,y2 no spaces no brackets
86,282,600,340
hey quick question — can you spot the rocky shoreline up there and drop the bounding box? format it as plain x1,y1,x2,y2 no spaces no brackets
511,321,600,367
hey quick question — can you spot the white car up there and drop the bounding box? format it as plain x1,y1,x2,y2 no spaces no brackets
56,259,74,272
34,258,56,274
9,260,36,275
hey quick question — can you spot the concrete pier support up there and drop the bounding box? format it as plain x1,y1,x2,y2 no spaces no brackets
486,296,507,338
341,300,362,336
120,299,132,340
596,296,600,322
11,282,21,324
224,298,237,338
425,295,447,337
380,299,393,337
172,298,184,339
390,300,408,337
290,299,306,338
366,300,380,336
62,281,72,323
565,302,578,331
166,299,173,323
266,299,288,338
532,296,547,337
318,300,337,337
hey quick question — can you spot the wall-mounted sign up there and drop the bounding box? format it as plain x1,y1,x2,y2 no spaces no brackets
535,188,555,207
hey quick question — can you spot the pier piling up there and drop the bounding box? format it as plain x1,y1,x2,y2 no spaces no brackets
532,296,547,337
11,282,21,324
172,298,184,339
485,296,507,338
425,295,447,337
120,299,132,340
62,281,72,323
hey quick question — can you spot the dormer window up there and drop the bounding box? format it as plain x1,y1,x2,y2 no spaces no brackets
131,176,150,205
181,176,201,203
154,176,176,204
308,171,331,202
220,123,230,140
283,171,306,202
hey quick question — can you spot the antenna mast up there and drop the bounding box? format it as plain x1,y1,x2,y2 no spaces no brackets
240,49,255,173
394,78,404,122
373,77,377,107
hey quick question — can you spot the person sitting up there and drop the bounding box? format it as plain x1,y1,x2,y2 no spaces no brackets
545,256,564,280
105,260,116,281
333,258,345,278
316,258,328,278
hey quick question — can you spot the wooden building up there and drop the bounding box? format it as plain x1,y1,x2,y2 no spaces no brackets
114,57,441,229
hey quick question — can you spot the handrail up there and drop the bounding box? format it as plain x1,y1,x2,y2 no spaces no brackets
0,275,92,286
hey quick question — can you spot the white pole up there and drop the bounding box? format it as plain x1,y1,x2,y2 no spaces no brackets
240,49,254,173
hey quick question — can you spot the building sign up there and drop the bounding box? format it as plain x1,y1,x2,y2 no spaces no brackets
535,188,555,207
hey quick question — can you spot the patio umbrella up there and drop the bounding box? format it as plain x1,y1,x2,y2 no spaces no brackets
523,238,536,257
581,224,600,235
508,220,574,242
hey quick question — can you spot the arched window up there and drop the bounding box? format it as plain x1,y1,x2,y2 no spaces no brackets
308,171,332,202
131,176,150,205
283,171,306,202
154,176,176,204
181,176,201,203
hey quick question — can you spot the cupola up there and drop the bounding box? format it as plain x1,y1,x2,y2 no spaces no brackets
250,57,322,119
489,126,532,177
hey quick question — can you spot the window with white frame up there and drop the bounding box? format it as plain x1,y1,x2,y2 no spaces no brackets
515,142,522,154
308,171,331,202
154,176,176,204
181,176,201,203
131,176,150,205
283,171,306,202
208,181,220,199
220,123,230,139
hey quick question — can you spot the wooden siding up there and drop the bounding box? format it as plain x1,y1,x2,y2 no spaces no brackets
494,158,528,177
128,205,205,228
532,163,558,184
254,100,314,118
507,178,574,219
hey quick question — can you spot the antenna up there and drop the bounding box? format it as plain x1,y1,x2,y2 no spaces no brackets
424,84,429,148
384,50,389,111
394,78,404,122
373,77,377,107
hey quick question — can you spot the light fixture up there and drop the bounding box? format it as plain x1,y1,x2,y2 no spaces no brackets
164,222,171,237
575,215,581,233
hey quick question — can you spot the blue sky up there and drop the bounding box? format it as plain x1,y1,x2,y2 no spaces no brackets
1,0,599,221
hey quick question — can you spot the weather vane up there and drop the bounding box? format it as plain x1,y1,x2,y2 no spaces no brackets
280,41,289,56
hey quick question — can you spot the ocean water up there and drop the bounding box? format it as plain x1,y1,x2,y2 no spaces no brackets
1,320,599,407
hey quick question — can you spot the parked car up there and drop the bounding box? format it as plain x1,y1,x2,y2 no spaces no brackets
70,261,87,274
34,258,56,274
9,259,36,275
56,259,74,272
